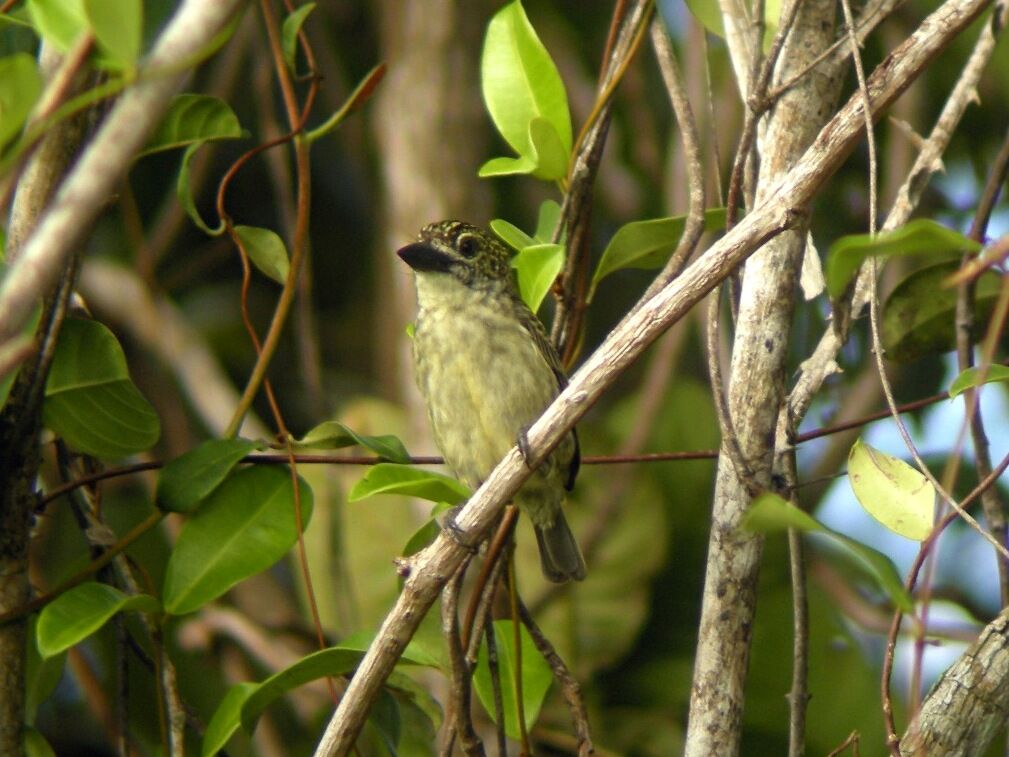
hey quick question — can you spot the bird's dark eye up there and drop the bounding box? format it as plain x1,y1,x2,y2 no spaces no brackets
457,235,479,259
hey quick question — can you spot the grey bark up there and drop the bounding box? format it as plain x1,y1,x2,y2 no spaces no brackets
684,0,844,753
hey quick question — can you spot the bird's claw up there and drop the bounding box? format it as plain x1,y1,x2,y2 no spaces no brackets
517,426,535,469
440,505,481,552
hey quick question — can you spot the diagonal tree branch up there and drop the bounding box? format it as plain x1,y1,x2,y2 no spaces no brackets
313,0,992,751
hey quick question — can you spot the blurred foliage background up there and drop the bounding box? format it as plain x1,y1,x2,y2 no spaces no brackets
4,0,1009,754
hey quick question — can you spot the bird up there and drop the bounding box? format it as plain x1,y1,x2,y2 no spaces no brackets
397,220,586,583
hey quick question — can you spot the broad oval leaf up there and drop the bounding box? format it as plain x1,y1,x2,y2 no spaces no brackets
43,318,160,459
590,209,728,298
742,493,913,612
949,364,1009,399
348,463,469,505
162,466,313,615
512,243,564,312
491,219,535,251
473,620,552,739
234,225,290,285
527,116,569,181
240,648,365,731
36,582,159,658
0,54,43,148
481,0,571,170
141,94,244,157
26,0,87,52
478,153,537,178
533,198,562,242
825,219,981,299
848,439,935,541
294,420,410,463
157,438,259,513
281,3,315,72
882,262,1003,362
82,0,141,68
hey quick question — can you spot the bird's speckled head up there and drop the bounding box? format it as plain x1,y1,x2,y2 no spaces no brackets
397,221,513,290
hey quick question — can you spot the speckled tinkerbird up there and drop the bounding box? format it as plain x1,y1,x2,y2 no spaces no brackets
398,221,587,583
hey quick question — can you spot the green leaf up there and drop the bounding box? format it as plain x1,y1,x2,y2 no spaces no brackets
36,582,159,658
742,492,824,532
367,688,401,754
742,493,913,612
825,219,981,299
847,439,934,541
0,9,35,29
337,630,445,669
680,0,785,50
82,0,141,68
204,657,412,756
526,116,569,181
176,143,224,236
402,518,442,557
511,243,563,312
281,3,315,72
533,199,562,242
162,466,313,615
234,225,290,285
141,94,244,157
238,644,437,732
202,682,257,757
26,0,87,52
491,219,536,251
480,117,569,180
294,420,411,463
305,63,386,144
682,0,724,37
478,153,537,178
348,463,469,505
25,620,65,725
157,438,259,514
401,504,454,558
0,54,43,148
881,262,1003,362
480,0,571,174
473,620,552,739
949,365,1009,398
590,209,728,297
43,318,160,459
24,728,56,757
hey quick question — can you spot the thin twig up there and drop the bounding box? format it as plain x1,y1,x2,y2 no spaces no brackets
441,559,484,756
483,614,508,757
641,19,708,297
516,598,594,757
956,123,1009,605
551,0,655,364
705,289,758,494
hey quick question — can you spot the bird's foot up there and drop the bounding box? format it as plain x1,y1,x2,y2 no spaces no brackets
517,426,536,469
440,505,481,552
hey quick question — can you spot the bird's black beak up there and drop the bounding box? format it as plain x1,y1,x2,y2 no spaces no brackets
397,241,454,273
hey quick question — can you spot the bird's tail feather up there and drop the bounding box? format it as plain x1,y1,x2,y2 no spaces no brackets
534,514,587,583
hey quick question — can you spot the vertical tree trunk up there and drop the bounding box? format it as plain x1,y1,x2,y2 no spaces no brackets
684,1,844,752
0,45,91,755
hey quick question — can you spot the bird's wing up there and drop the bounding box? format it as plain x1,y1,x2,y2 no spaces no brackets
516,298,580,488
